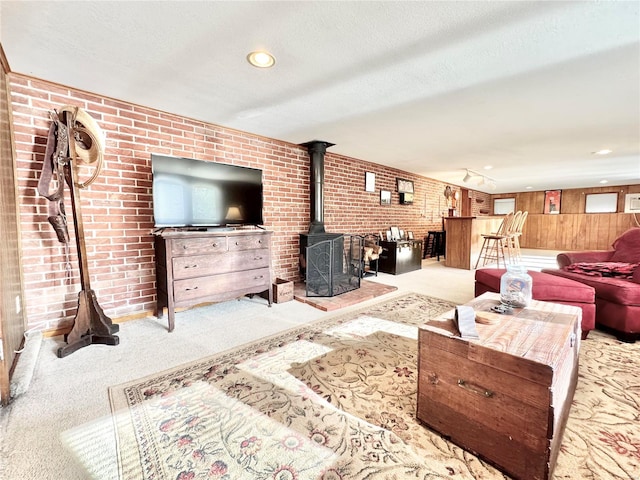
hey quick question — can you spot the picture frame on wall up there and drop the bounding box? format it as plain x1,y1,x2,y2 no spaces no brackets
544,190,561,214
365,172,376,192
380,190,391,205
396,178,414,193
407,231,414,240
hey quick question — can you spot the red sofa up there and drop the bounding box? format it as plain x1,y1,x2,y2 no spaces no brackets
541,227,640,342
475,268,596,339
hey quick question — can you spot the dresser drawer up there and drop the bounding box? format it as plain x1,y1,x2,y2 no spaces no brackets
173,267,271,302
171,236,228,256
229,234,269,251
172,249,270,279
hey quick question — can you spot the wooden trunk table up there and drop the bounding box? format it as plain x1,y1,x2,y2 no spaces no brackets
417,292,581,480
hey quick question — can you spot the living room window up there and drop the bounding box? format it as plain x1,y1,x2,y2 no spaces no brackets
585,192,618,213
493,197,515,215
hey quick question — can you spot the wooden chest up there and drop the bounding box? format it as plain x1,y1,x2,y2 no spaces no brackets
378,239,423,275
417,293,581,480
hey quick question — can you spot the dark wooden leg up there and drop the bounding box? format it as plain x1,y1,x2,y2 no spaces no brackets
595,324,637,343
616,331,637,343
168,305,175,332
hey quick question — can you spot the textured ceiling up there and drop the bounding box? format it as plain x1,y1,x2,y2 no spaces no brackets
1,1,639,193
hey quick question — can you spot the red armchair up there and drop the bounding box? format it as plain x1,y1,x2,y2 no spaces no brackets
542,227,640,342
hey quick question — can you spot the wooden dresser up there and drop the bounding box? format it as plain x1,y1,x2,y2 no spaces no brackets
417,292,580,480
154,229,273,331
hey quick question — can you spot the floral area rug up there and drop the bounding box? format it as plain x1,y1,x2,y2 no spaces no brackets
109,293,640,480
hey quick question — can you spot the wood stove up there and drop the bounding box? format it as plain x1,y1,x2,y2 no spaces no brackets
299,140,361,297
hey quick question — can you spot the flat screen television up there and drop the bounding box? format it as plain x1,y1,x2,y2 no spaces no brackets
151,154,264,228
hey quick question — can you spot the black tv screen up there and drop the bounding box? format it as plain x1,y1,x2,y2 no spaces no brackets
151,154,263,228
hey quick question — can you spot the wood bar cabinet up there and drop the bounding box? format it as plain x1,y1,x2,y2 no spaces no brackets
444,216,503,270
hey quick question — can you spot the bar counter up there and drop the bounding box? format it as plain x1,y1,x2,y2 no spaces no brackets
444,216,504,270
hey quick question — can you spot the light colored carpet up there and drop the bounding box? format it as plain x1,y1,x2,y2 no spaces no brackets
104,294,639,480
0,295,332,479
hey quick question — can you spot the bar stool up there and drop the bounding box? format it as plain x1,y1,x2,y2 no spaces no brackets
474,212,514,269
506,210,528,263
424,230,446,261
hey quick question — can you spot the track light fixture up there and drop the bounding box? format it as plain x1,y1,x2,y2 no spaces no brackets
462,168,497,190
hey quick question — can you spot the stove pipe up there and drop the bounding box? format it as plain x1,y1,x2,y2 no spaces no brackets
300,140,335,234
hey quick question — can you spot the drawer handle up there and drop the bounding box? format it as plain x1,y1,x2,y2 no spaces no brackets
253,256,263,261
254,275,264,280
184,264,198,269
212,243,218,247
185,286,199,291
458,379,493,398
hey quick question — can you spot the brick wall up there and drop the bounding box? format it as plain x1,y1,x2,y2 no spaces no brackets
10,74,469,332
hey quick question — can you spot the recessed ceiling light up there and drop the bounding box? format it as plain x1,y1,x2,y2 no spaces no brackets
247,50,276,68
600,179,608,184
593,149,612,155
483,165,493,170
526,186,533,190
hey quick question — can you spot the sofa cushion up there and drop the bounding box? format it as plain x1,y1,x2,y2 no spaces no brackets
610,227,640,263
542,268,640,306
475,268,595,304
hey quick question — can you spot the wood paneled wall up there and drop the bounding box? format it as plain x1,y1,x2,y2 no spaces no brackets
0,45,27,405
492,185,640,251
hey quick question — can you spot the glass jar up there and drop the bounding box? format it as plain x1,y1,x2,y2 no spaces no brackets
500,265,532,308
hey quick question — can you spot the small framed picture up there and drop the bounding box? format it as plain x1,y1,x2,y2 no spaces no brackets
380,190,391,205
390,226,400,240
544,190,561,214
386,230,392,242
407,231,414,240
365,172,376,192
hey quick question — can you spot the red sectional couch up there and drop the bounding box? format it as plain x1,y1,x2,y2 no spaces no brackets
475,268,596,339
541,227,640,343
